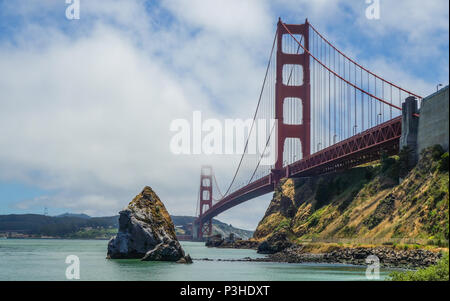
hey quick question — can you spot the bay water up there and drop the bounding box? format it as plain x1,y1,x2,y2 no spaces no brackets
0,239,393,281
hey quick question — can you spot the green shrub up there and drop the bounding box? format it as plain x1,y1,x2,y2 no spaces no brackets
398,146,413,178
340,226,357,237
427,235,449,248
438,152,449,172
388,252,449,281
275,218,291,232
381,152,396,173
380,152,399,180
308,216,319,228
364,168,374,181
364,215,382,230
315,179,331,209
431,145,445,161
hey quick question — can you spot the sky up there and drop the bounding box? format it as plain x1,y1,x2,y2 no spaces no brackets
0,0,448,230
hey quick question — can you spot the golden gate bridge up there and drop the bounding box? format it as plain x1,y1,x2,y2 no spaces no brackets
193,18,422,239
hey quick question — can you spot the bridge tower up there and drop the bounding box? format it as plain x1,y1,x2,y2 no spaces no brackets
272,18,311,184
196,165,213,239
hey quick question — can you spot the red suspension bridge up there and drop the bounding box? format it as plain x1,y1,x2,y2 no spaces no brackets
193,18,422,239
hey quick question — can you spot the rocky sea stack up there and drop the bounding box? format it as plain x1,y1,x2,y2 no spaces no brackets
107,186,192,263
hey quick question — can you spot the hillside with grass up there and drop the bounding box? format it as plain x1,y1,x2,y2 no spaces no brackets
254,145,449,247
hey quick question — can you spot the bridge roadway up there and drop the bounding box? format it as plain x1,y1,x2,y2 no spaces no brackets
196,116,402,225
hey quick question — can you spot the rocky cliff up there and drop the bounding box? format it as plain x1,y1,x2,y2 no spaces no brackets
107,186,191,263
254,146,449,249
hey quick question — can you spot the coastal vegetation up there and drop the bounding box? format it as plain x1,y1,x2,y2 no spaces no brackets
389,252,449,281
236,145,448,271
253,145,449,251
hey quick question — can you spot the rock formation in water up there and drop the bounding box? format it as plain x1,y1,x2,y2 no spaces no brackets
107,186,192,263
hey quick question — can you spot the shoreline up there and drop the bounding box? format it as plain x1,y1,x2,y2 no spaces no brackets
204,240,446,269
192,256,410,270
264,245,443,269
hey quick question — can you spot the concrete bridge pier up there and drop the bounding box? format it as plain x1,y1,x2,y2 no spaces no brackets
400,86,449,168
400,96,419,167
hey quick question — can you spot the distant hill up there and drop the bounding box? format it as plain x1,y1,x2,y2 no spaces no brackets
171,215,254,240
0,213,253,240
55,213,91,219
0,214,119,239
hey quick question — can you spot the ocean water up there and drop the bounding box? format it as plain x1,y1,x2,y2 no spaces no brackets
0,239,394,281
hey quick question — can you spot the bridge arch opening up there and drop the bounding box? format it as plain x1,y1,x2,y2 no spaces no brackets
282,34,304,54
202,178,211,187
283,97,303,125
283,138,303,166
202,190,210,200
201,204,210,213
282,64,304,86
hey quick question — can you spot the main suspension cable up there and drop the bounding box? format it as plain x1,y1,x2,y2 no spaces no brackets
220,30,278,198
282,22,409,111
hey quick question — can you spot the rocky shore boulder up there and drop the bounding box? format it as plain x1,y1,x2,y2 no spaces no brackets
205,234,259,249
107,186,191,263
205,234,224,248
267,245,442,268
257,231,292,254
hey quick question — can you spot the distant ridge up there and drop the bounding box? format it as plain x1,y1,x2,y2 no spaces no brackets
0,213,254,240
55,212,91,219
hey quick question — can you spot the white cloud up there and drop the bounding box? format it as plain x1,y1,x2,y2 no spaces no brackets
353,0,449,66
161,0,272,41
0,0,275,228
0,24,213,215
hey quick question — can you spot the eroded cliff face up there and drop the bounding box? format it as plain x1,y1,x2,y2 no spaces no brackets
107,186,191,263
254,146,449,247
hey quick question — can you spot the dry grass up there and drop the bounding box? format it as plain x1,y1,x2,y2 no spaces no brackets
254,148,449,248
